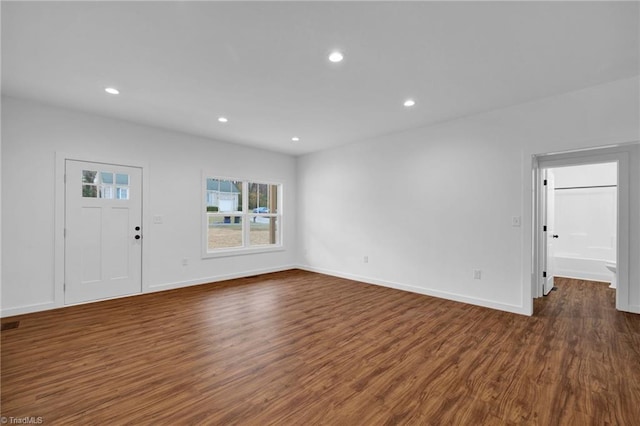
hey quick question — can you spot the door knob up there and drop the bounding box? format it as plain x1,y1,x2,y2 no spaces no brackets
552,234,559,238
135,226,141,231
135,235,141,240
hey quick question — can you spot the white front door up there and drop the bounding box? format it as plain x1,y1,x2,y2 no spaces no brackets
65,160,142,304
543,169,556,295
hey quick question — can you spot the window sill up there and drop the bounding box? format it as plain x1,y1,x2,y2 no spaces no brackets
202,245,285,259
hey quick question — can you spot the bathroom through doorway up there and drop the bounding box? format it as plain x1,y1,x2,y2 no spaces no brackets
532,145,632,313
544,163,618,293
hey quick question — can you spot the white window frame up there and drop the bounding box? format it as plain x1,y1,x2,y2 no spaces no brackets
202,174,283,258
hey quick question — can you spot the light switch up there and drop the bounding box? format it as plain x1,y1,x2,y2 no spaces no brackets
153,215,163,224
512,216,521,227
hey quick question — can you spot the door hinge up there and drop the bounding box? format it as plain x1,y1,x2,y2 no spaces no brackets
543,179,547,186
64,228,67,238
64,174,67,184
543,271,547,278
543,225,547,232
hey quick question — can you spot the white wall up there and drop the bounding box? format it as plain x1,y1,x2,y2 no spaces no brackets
1,96,297,316
3,77,639,318
297,76,640,315
552,163,617,282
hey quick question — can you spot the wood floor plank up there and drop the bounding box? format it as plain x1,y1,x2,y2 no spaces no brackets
2,272,639,425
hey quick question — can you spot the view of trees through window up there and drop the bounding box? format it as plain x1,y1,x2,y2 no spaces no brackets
205,178,281,252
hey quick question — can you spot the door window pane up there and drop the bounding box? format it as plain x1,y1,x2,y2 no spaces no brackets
116,187,129,200
100,185,114,199
82,185,98,198
83,170,130,200
82,170,98,184
101,172,114,184
116,173,129,185
82,170,98,197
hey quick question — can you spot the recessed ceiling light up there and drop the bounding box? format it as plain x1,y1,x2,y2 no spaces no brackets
105,87,120,95
218,117,228,123
403,99,416,107
292,137,300,142
328,51,344,63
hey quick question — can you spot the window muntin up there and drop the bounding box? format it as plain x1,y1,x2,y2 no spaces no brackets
205,178,282,254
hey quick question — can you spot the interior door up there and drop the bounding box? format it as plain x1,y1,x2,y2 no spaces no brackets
543,169,556,295
65,160,142,304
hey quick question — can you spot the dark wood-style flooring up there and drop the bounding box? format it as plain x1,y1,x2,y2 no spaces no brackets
2,271,639,425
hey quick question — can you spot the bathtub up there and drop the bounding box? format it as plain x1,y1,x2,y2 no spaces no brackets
552,254,614,283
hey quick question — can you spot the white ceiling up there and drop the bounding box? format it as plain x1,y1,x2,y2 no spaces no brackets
2,1,638,156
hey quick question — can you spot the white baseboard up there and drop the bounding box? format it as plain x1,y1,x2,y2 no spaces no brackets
146,264,297,292
554,269,611,283
626,305,640,314
5,265,631,319
1,265,297,318
296,264,528,316
1,301,58,318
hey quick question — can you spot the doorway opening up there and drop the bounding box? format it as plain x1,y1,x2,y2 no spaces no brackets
532,147,631,312
543,163,617,296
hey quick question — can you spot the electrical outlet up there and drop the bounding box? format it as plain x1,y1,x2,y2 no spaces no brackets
363,256,369,264
473,269,482,280
153,215,163,224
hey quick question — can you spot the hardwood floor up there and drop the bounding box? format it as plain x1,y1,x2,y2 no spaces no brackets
2,271,639,425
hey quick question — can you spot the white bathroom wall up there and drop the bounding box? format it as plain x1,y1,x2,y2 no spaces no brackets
1,96,298,316
552,163,617,188
552,163,617,282
297,76,640,315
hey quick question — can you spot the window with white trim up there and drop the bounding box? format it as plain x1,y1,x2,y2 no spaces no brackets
204,177,282,254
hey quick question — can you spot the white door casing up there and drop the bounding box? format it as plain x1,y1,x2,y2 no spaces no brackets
533,144,635,313
65,160,142,304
